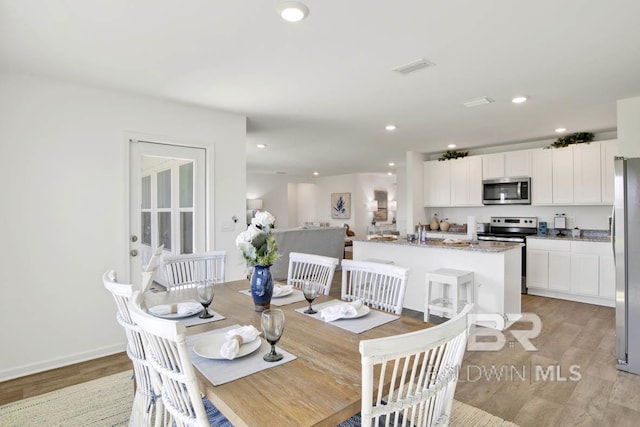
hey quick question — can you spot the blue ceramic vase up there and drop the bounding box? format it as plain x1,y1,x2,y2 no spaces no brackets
250,264,273,312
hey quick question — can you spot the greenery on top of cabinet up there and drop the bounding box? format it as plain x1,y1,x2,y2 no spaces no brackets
438,149,469,161
545,132,594,149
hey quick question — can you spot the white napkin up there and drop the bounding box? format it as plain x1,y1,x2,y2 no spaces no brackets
320,300,364,322
148,301,201,316
220,325,261,360
272,284,293,297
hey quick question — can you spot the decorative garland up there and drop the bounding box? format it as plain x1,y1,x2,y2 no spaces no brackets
546,132,594,149
438,149,469,161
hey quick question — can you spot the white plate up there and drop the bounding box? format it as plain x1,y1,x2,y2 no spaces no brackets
341,304,370,319
272,286,294,298
193,334,262,360
148,301,203,319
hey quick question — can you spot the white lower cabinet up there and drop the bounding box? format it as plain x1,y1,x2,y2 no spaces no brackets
526,238,614,306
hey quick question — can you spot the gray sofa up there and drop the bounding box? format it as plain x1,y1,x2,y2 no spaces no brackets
270,227,346,280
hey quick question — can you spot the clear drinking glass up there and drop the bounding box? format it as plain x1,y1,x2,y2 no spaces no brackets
261,309,285,362
302,280,320,314
196,280,214,319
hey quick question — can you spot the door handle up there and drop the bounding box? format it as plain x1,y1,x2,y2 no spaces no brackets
130,250,138,257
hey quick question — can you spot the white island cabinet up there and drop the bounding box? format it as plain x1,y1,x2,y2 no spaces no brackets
352,239,522,329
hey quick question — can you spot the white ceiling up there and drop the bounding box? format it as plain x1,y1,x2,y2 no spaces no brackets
2,0,639,177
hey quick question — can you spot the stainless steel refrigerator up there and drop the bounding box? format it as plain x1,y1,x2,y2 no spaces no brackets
615,157,640,374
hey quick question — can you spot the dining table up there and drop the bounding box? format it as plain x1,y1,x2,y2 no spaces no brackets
144,279,428,427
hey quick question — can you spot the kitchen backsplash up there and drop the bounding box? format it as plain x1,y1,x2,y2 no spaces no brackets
425,205,612,232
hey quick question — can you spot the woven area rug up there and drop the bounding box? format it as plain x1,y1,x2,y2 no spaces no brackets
0,371,133,426
450,400,519,427
0,370,518,426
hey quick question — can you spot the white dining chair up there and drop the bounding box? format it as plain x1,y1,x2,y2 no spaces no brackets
339,304,473,427
128,291,233,427
141,245,164,292
162,250,226,290
341,259,409,314
287,252,339,295
102,270,166,427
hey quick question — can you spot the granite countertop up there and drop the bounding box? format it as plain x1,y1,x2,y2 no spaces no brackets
353,237,523,253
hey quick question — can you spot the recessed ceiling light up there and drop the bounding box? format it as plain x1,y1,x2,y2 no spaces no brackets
387,172,393,176
313,171,319,176
512,96,528,104
385,124,397,131
555,127,567,133
388,162,395,167
447,144,457,149
277,2,309,22
257,144,267,148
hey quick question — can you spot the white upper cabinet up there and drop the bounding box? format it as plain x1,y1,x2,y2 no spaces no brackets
423,160,450,207
505,150,532,177
482,151,531,180
482,154,505,180
573,142,602,204
531,149,553,205
601,140,619,204
551,146,574,204
450,156,482,206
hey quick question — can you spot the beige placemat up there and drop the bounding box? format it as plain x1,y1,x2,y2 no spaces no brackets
295,300,399,334
187,325,296,386
181,309,226,327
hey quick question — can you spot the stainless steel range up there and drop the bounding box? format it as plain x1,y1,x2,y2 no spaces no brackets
477,216,538,294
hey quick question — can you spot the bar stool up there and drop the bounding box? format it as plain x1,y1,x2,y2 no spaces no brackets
424,268,474,322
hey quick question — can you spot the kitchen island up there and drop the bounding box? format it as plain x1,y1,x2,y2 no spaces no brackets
353,237,523,329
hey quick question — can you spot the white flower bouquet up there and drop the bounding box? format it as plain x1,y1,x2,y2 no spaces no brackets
236,211,279,267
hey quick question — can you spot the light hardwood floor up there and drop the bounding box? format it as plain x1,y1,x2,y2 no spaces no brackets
3,269,640,426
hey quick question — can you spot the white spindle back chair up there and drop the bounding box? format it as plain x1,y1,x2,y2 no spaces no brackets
341,259,409,314
162,250,226,290
340,304,473,427
287,252,339,295
128,291,232,427
102,270,166,427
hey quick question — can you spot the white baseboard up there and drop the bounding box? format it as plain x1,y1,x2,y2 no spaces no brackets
0,343,126,382
527,288,615,307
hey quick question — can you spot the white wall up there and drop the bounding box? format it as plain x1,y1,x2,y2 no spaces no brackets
246,173,309,228
0,72,247,380
618,97,640,157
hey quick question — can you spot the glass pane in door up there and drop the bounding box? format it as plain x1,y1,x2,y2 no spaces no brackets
181,212,193,254
141,176,151,209
141,212,151,245
158,212,172,250
157,169,171,208
179,162,194,208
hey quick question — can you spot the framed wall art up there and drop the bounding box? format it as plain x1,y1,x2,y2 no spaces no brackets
331,193,351,219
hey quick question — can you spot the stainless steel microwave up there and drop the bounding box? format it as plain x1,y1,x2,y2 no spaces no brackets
482,177,531,205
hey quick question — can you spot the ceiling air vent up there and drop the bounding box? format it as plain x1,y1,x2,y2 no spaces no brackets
463,97,495,108
392,58,435,75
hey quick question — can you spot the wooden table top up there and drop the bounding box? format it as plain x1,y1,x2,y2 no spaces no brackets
145,280,428,427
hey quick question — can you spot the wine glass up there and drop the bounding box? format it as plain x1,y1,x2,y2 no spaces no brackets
302,280,319,314
261,309,285,362
196,280,214,319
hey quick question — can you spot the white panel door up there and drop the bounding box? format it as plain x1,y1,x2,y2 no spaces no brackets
571,253,600,296
601,140,618,204
129,140,206,286
482,154,505,179
505,150,532,177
